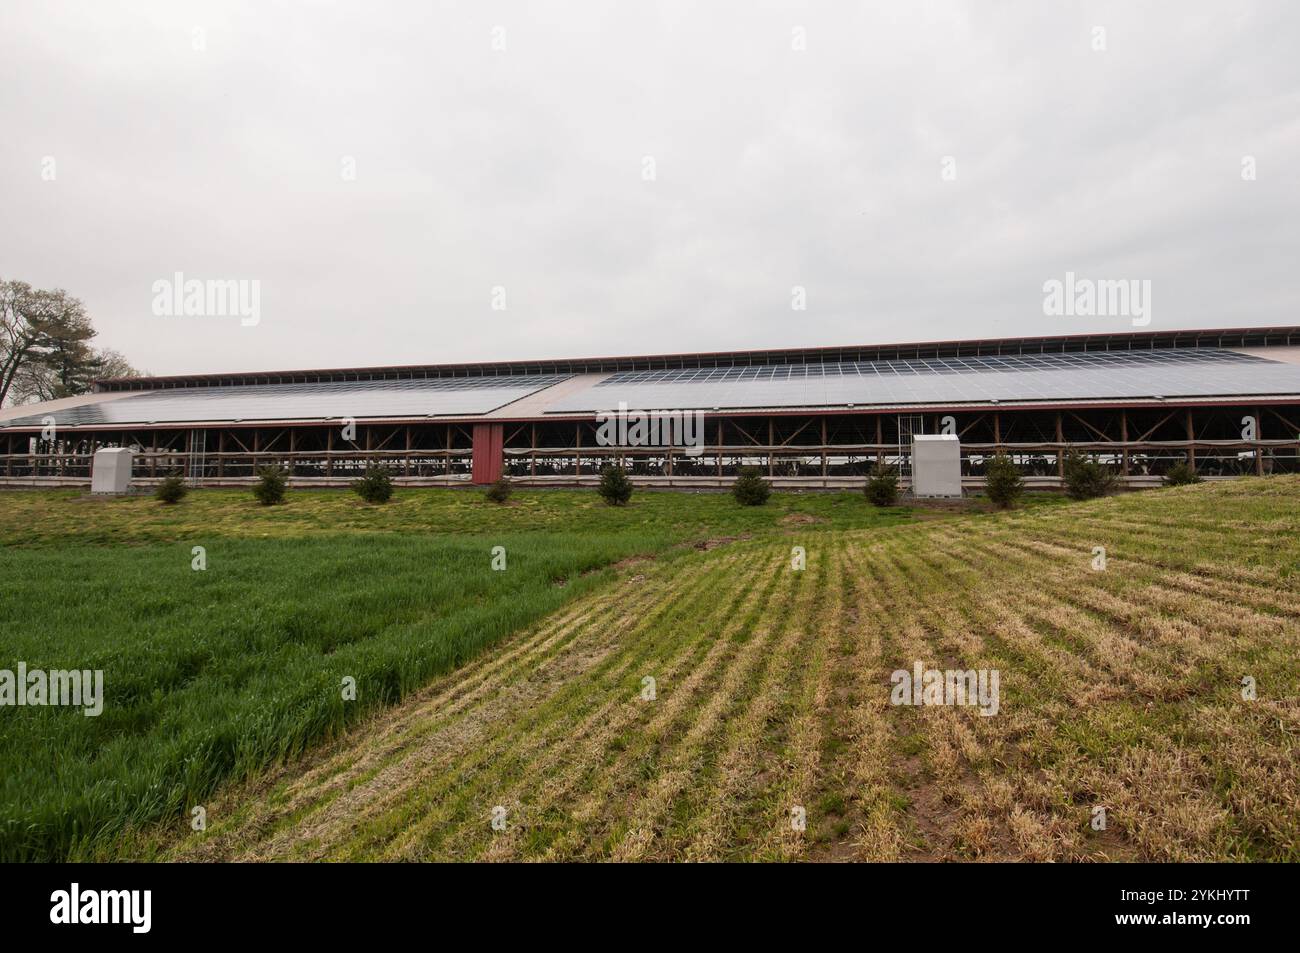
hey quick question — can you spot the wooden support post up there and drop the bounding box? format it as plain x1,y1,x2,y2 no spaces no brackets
1185,408,1196,470
875,415,883,469
1055,412,1064,480
1256,406,1265,475
767,419,774,477
1120,409,1129,477
575,422,581,476
530,423,537,478
404,425,411,477
820,417,827,481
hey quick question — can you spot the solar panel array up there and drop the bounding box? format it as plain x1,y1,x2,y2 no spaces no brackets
547,348,1300,412
3,375,570,428
8,348,1300,428
600,347,1253,383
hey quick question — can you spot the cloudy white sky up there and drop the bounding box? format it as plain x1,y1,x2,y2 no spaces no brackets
2,1,1297,376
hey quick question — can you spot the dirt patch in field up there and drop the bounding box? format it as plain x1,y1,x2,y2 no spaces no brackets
576,554,656,581
780,513,826,526
693,533,752,551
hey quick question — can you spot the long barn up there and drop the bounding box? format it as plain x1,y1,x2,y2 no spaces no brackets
3,326,1300,490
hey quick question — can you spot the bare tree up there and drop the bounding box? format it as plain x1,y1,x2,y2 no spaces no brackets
1,280,113,406
0,281,43,406
95,347,144,381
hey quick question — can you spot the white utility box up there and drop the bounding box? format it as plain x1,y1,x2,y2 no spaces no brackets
91,447,135,494
912,434,962,497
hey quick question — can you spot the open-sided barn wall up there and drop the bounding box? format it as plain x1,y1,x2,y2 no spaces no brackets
6,328,1300,488
485,405,1300,486
1,421,480,486
3,403,1300,488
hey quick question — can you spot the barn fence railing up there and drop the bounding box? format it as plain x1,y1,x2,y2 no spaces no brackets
1,438,1298,487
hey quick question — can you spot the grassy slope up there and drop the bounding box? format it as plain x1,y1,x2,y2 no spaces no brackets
0,486,917,547
0,486,914,861
154,477,1300,862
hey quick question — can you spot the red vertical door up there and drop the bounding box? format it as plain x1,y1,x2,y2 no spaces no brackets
471,423,504,484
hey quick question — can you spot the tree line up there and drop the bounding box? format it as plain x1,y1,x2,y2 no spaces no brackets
0,280,141,407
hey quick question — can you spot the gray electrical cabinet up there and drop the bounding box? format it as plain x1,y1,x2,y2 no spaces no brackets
911,435,961,497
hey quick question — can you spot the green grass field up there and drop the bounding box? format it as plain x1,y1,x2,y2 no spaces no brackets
5,480,1297,862
0,486,914,861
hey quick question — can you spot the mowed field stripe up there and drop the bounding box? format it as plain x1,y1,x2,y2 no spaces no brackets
533,544,792,861
674,540,835,860
407,547,778,861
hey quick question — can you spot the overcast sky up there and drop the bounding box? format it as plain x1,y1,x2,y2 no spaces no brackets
2,1,1297,376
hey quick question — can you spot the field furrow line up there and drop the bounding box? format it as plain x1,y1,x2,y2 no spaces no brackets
830,537,908,861
671,544,832,860
533,551,793,861
607,547,821,861
746,539,843,860
440,550,782,861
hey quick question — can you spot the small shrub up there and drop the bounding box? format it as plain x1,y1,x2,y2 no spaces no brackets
252,466,288,506
155,475,188,504
597,465,633,506
484,477,513,504
983,454,1024,508
1062,451,1118,500
731,467,771,506
1164,461,1202,487
352,464,394,504
865,466,899,507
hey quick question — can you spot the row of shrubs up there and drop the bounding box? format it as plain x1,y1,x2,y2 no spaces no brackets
155,453,1205,508
858,450,1200,509
154,464,393,506
155,463,779,508
981,451,1199,506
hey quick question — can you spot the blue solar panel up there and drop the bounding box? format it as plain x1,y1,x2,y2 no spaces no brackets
546,349,1300,412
